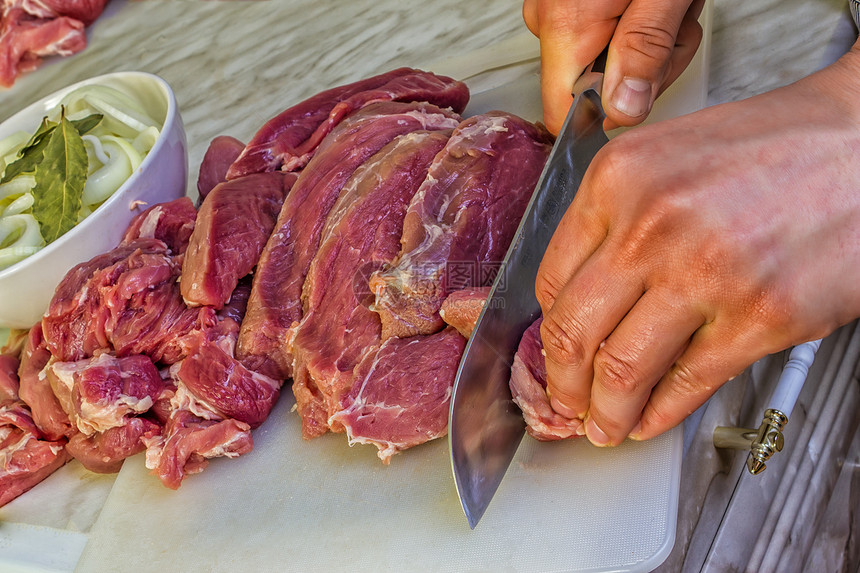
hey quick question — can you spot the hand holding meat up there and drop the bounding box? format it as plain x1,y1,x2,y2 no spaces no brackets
522,0,704,132
535,46,860,447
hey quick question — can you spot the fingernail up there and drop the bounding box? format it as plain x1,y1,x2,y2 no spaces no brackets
628,422,643,441
550,395,578,419
585,417,610,447
611,77,652,118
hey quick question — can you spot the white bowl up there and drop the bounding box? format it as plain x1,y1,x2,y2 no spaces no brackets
0,72,187,329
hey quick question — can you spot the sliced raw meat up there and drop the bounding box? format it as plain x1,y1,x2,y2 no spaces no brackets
369,112,553,339
227,67,468,178
181,171,296,309
0,353,19,401
236,101,461,380
509,318,582,440
21,0,109,26
65,416,159,474
143,407,252,490
0,0,109,88
291,130,451,438
17,324,72,441
45,353,164,436
439,286,492,339
0,399,69,506
196,135,245,201
122,197,197,256
42,238,213,364
329,327,466,464
169,326,280,430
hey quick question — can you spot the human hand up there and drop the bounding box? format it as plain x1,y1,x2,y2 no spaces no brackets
522,0,705,133
534,45,860,446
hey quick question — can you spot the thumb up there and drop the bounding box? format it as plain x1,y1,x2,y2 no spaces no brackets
602,0,703,127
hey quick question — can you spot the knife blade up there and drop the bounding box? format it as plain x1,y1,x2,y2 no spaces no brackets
449,57,609,529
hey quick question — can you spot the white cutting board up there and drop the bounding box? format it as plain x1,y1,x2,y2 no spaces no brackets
11,4,711,571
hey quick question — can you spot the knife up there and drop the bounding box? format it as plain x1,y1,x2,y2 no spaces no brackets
449,52,610,529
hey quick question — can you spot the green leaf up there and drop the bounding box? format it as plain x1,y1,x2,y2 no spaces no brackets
0,117,58,184
71,113,103,136
31,114,89,243
0,112,101,184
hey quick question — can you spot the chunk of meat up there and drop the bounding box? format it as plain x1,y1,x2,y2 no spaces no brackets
181,171,296,309
121,197,197,256
236,101,461,380
226,67,469,178
65,416,159,473
42,239,213,364
45,353,164,436
17,324,72,441
142,407,252,490
0,0,109,87
291,130,451,438
0,353,19,401
170,326,281,430
509,318,582,440
0,399,69,506
329,327,466,464
439,286,492,339
369,112,553,339
196,135,245,201
20,0,109,26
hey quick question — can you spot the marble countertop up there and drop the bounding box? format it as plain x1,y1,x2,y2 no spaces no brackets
0,0,857,571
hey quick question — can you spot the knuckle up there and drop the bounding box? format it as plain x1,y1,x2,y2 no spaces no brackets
540,312,588,369
620,21,678,65
593,344,641,396
534,268,564,310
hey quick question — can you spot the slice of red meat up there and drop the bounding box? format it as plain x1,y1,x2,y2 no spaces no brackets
291,130,451,439
121,197,198,256
369,112,553,340
196,135,246,202
45,353,164,436
20,0,110,26
180,171,297,309
65,416,159,474
329,327,466,464
509,318,583,440
236,101,461,380
42,238,214,365
0,353,20,401
226,67,469,178
170,327,281,430
0,399,69,506
0,1,97,88
17,324,72,441
142,408,252,490
439,286,492,339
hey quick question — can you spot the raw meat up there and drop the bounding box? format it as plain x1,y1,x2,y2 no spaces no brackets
169,325,280,430
329,327,466,464
0,0,109,88
121,197,197,256
0,352,69,507
180,171,296,309
369,112,553,340
196,135,245,201
236,101,461,380
291,129,451,439
439,286,492,339
65,416,159,473
509,318,582,440
42,238,212,365
226,67,469,178
45,353,164,436
142,407,252,490
17,324,72,441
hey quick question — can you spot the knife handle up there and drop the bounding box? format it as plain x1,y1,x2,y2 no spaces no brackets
573,46,608,98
